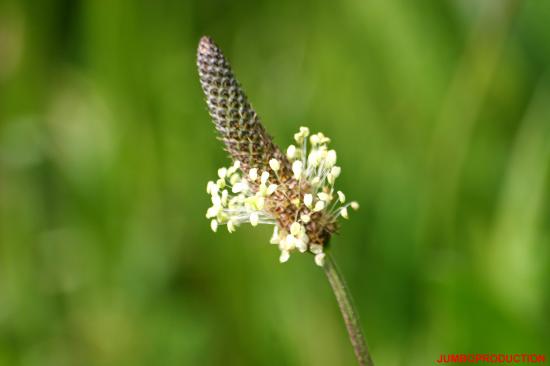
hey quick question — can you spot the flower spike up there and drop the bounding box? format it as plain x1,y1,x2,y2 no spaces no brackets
197,36,290,177
198,37,359,266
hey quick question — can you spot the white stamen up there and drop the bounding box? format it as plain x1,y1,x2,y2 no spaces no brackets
286,144,297,159
314,200,325,212
269,159,280,172
304,194,313,208
292,160,303,179
218,167,228,179
249,168,258,181
250,213,259,226
340,207,349,219
337,191,346,203
210,220,218,232
261,171,270,184
314,253,326,267
279,250,290,263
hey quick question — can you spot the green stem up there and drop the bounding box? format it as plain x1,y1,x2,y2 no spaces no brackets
323,252,374,366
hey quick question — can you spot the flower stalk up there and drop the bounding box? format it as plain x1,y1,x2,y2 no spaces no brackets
324,252,374,366
197,35,374,365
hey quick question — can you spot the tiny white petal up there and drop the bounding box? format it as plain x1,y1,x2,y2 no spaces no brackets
232,182,248,193
279,250,290,263
267,184,278,195
292,160,303,179
206,206,219,218
210,220,218,232
351,201,360,210
326,150,337,166
286,145,297,159
340,207,349,219
230,174,241,185
211,194,221,207
250,213,259,226
317,192,331,202
207,181,219,194
216,178,226,189
290,222,301,236
295,239,307,253
337,191,346,203
284,234,296,250
218,167,228,179
256,196,265,210
310,134,320,145
221,190,229,205
269,159,280,171
227,220,236,233
314,253,326,267
304,194,313,208
330,166,341,178
313,200,325,212
310,244,323,255
300,214,310,223
249,168,258,181
260,171,270,184
270,227,280,244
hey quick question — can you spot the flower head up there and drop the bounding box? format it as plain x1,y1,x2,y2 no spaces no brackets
198,37,359,266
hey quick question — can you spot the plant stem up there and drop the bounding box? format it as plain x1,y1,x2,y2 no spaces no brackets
323,252,374,366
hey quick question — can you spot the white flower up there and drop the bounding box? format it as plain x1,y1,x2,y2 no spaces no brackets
326,150,337,166
295,239,307,253
279,250,290,263
207,181,218,194
304,194,313,208
250,212,259,226
314,253,326,267
290,222,301,236
205,127,359,266
337,191,346,203
227,220,236,233
317,192,331,202
211,193,221,207
284,234,296,251
261,171,270,184
267,184,278,195
269,158,280,171
314,200,325,212
340,207,349,219
292,160,303,179
232,182,248,193
310,244,323,254
286,144,297,159
218,167,228,179
210,219,218,232
270,227,280,244
249,168,258,181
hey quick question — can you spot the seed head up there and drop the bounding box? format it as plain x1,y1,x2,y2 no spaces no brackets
199,36,359,266
197,36,290,177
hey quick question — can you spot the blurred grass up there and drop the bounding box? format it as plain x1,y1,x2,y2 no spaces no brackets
0,0,549,365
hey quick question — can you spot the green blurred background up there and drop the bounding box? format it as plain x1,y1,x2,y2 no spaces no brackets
1,0,549,365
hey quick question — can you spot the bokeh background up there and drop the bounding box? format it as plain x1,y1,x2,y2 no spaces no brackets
1,0,549,365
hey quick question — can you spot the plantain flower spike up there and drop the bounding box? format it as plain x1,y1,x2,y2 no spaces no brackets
198,36,358,266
